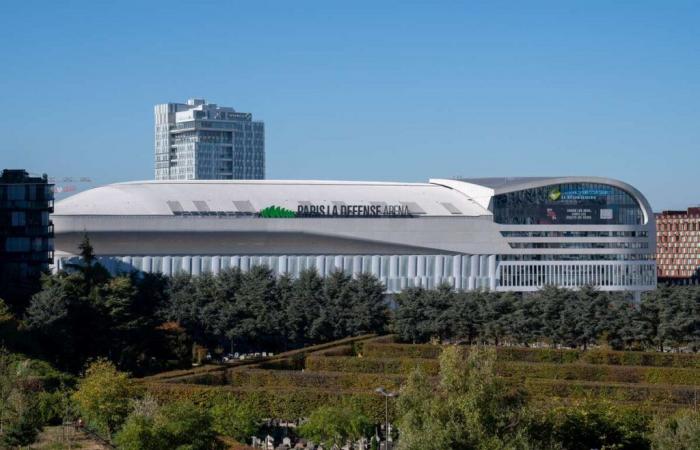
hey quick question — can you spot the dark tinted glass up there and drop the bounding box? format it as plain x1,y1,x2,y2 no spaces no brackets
493,183,644,225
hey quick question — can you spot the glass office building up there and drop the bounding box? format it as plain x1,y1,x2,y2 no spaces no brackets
52,176,656,296
154,99,265,180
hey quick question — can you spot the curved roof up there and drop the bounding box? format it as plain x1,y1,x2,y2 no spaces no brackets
53,179,492,217
443,176,655,225
54,176,653,224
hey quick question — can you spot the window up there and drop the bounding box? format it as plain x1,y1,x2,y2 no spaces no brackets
11,211,25,226
493,183,644,225
5,237,30,252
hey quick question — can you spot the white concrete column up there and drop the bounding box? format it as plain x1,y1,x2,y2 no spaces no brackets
488,255,497,290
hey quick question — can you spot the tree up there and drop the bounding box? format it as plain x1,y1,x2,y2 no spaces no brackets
541,402,651,450
347,272,388,337
287,269,324,346
0,349,43,447
651,409,700,450
115,400,219,450
72,359,141,438
298,405,374,447
210,396,261,442
396,346,527,450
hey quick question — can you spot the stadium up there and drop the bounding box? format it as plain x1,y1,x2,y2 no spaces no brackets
52,177,656,294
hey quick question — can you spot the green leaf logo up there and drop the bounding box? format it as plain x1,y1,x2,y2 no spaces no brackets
548,188,561,201
259,205,297,218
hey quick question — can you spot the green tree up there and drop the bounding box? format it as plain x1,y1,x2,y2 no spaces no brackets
287,269,324,346
0,349,44,448
397,346,527,450
72,359,141,438
347,272,388,336
115,400,219,450
210,396,261,442
298,404,374,447
526,402,651,450
651,409,700,450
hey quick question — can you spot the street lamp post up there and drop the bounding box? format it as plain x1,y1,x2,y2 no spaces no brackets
375,387,398,449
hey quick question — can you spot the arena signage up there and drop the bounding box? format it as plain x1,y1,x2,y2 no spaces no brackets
549,186,613,202
258,204,412,218
297,203,411,217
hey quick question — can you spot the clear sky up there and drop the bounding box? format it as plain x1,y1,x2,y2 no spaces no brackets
1,0,698,210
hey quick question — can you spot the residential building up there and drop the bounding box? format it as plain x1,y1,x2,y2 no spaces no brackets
154,99,264,180
0,169,54,300
656,207,700,284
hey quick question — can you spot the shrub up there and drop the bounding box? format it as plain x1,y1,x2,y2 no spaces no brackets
211,396,261,442
115,400,219,450
72,359,142,437
525,402,652,450
651,409,700,450
298,405,374,447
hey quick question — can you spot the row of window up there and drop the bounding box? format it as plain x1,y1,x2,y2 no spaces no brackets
509,242,649,249
501,230,648,238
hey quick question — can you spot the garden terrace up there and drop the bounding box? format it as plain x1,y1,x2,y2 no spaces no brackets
143,335,700,421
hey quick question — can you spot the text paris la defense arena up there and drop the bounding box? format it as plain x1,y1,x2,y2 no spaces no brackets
52,177,657,298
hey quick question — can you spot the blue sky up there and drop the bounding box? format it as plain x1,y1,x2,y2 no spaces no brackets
1,1,698,210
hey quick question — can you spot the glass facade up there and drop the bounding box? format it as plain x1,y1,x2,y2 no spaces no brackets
493,183,644,225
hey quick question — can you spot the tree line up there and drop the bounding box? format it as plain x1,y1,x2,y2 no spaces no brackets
11,236,388,374
394,284,700,351
4,235,700,375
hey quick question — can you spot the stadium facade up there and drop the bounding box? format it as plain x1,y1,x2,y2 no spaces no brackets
52,177,657,294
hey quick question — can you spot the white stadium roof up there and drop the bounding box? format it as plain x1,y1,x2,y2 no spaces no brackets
53,179,493,217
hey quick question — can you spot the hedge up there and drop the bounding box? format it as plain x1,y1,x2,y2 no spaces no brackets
225,368,404,391
524,378,700,405
144,383,394,422
304,355,440,376
142,334,378,382
362,342,443,359
498,361,700,386
361,341,700,368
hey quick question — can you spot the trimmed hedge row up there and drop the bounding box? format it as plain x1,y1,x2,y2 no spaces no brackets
499,361,700,386
304,355,440,376
524,378,700,405
363,341,700,368
142,334,377,382
362,342,442,359
144,383,393,422
179,360,700,389
225,368,404,391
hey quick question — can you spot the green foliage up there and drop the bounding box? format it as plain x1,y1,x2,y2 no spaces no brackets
145,382,390,423
394,285,700,352
161,267,388,355
72,359,142,437
298,404,374,446
396,346,527,450
0,348,45,447
210,396,261,441
258,205,297,218
651,409,700,450
25,265,181,375
305,355,439,375
525,402,652,450
115,400,219,450
225,368,403,392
